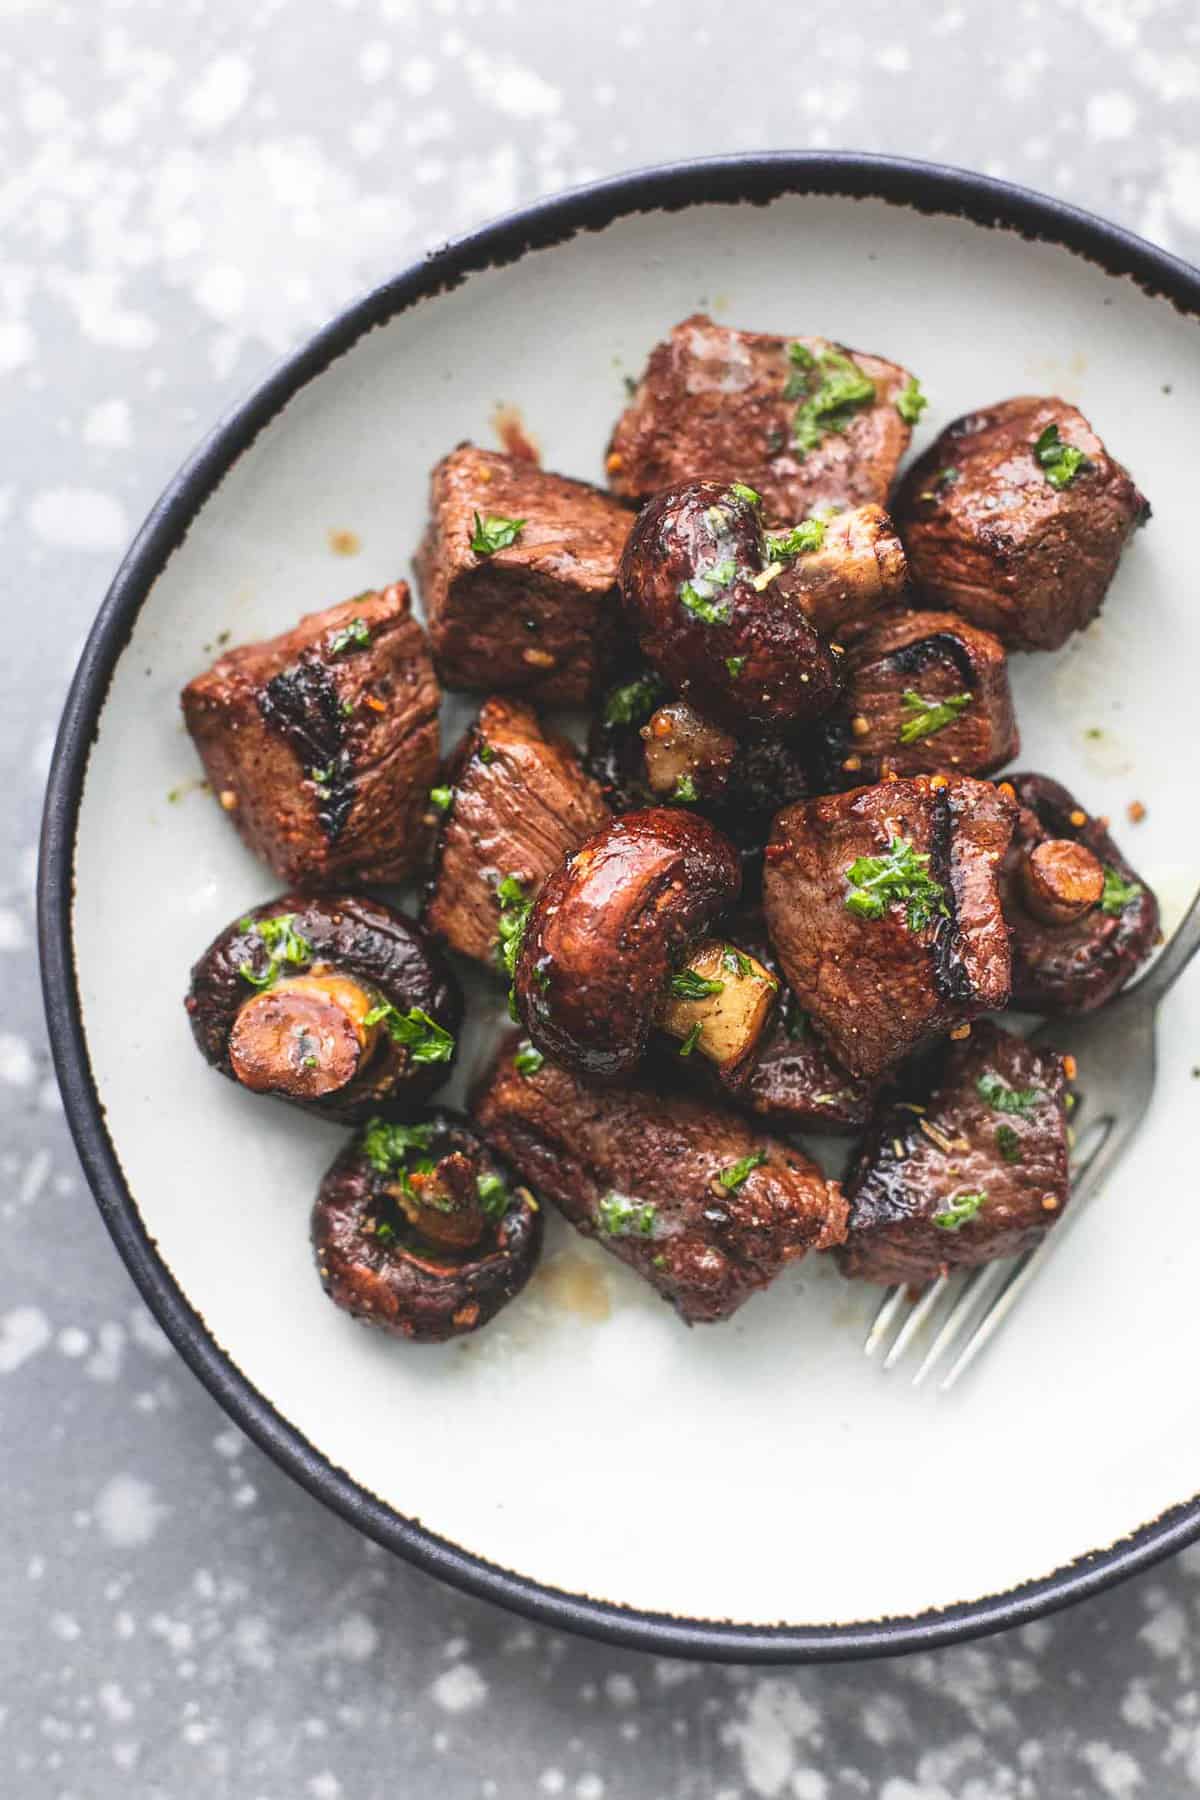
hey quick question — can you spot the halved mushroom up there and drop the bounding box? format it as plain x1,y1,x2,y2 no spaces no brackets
512,808,776,1078
312,1111,542,1342
619,480,843,735
185,893,462,1122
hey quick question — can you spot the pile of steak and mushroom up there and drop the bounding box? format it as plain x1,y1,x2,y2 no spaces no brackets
180,312,1157,1345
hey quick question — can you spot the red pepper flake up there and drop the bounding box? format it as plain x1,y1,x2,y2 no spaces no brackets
1128,800,1146,824
1062,1053,1077,1080
363,693,387,713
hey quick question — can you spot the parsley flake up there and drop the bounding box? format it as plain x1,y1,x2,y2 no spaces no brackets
895,377,927,425
603,671,665,728
671,774,698,805
897,688,972,746
429,785,453,813
933,1190,988,1232
843,838,948,932
469,512,525,555
792,349,876,456
670,968,725,1001
328,616,372,656
596,1193,657,1237
679,557,737,625
996,1124,1023,1165
476,1171,510,1220
1033,423,1090,491
363,1003,455,1064
725,655,746,679
976,1072,1044,1116
765,516,827,559
237,913,314,989
513,1039,544,1077
1100,866,1143,916
362,1118,436,1175
716,1150,767,1192
729,482,761,506
677,1021,703,1057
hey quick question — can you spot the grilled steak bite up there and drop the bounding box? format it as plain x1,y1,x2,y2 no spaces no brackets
763,775,1016,1079
895,397,1149,651
313,1111,542,1342
838,1021,1070,1286
607,314,918,519
620,479,842,735
473,1040,847,1324
813,610,1018,791
422,696,609,971
999,771,1159,1012
182,584,439,887
514,808,776,1080
688,909,878,1134
185,894,462,1123
414,444,632,704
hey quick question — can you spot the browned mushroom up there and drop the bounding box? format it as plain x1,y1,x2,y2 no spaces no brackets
1019,837,1106,926
619,480,843,735
512,808,777,1079
185,894,462,1122
312,1112,542,1342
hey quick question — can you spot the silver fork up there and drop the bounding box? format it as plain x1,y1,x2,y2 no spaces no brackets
864,885,1200,1392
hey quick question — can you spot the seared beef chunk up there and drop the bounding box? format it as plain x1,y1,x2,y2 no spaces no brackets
896,397,1149,651
414,444,632,704
685,909,878,1134
422,696,609,971
182,583,439,887
514,809,761,1079
185,894,462,1124
780,503,909,641
763,775,1015,1079
999,771,1159,1012
838,1021,1070,1285
607,314,917,518
313,1110,541,1342
813,610,1018,791
620,479,842,735
473,1039,846,1324
586,668,809,881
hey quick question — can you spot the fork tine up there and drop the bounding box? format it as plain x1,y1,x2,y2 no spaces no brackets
882,1273,950,1369
864,1283,909,1358
911,1261,1010,1388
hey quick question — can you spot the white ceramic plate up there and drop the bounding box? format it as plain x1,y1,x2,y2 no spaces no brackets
40,155,1200,1660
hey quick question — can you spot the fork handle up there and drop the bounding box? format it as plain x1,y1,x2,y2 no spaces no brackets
1133,884,1200,1005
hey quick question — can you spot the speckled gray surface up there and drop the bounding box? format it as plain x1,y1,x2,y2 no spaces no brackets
7,1,1200,1794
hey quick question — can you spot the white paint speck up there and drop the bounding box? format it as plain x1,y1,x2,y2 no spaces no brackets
0,907,27,951
195,265,247,320
723,1681,822,1798
538,1774,566,1797
359,41,392,82
332,1613,378,1663
1079,1741,1143,1798
50,1612,81,1642
0,1034,35,1087
93,1474,168,1548
58,1327,90,1358
98,1682,133,1724
1086,91,1137,140
183,55,252,132
791,1774,829,1800
576,1778,604,1800
0,1306,51,1373
86,1321,126,1382
875,45,911,72
28,488,128,552
400,56,437,96
480,61,560,119
308,1776,342,1800
604,1673,637,1707
83,399,132,450
430,1664,487,1713
0,320,35,375
1139,1599,1186,1659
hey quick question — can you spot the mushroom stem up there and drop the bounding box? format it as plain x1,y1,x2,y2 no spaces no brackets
388,1148,492,1250
1020,838,1105,926
229,971,380,1098
656,937,778,1070
641,701,737,803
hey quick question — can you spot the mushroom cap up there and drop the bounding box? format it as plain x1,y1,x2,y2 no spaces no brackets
619,479,843,735
514,807,742,1078
312,1110,542,1342
184,892,462,1122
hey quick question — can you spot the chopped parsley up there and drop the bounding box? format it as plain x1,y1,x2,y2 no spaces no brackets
765,516,826,559
603,671,665,728
897,688,972,746
237,913,313,989
783,340,816,399
976,1071,1044,1115
679,558,737,625
716,1150,767,1192
328,616,372,656
1033,423,1090,491
933,1190,988,1232
672,773,698,804
363,1002,455,1064
1100,866,1143,916
792,348,876,456
477,742,496,764
596,1193,657,1237
469,512,525,555
895,377,927,425
476,1171,510,1219
721,946,753,979
495,873,534,1019
670,968,725,1001
362,1118,435,1175
725,655,746,679
513,1039,544,1076
996,1124,1022,1165
843,838,948,932
677,1021,703,1057
729,482,761,506
429,785,453,813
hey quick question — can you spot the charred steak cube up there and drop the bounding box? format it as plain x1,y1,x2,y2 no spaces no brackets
182,582,439,887
895,396,1149,651
813,609,1018,791
607,314,918,519
838,1021,1070,1286
473,1037,847,1325
422,695,610,971
414,444,633,705
762,775,1016,1079
998,771,1159,1013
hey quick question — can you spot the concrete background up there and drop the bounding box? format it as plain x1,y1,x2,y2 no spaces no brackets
5,1,1200,1793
